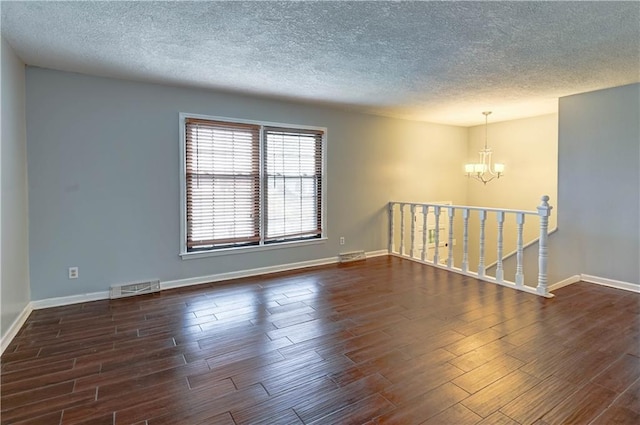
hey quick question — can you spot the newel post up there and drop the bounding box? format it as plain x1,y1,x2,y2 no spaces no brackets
536,196,553,296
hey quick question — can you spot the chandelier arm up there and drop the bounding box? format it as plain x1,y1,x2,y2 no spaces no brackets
474,173,496,185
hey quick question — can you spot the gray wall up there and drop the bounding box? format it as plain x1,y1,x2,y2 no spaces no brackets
505,84,640,286
552,83,640,284
23,68,639,301
1,37,31,337
26,67,468,300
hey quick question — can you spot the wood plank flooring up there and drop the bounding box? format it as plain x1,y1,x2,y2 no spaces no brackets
2,256,639,424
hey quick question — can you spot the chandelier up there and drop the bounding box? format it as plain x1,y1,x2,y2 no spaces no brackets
465,111,505,184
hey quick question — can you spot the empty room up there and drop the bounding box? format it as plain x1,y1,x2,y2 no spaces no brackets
1,1,639,424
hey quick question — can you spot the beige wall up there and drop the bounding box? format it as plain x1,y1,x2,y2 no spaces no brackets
462,114,558,278
390,114,558,279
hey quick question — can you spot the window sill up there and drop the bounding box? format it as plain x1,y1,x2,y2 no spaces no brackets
180,237,328,260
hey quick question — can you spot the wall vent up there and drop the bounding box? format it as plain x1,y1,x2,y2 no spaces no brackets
339,250,366,263
110,279,161,299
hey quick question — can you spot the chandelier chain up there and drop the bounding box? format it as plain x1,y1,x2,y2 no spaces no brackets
464,111,504,185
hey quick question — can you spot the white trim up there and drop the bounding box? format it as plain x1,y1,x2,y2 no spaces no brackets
548,274,581,292
365,249,389,258
1,302,33,355
163,255,339,290
25,250,386,310
580,274,640,293
168,250,390,290
31,291,110,310
322,127,328,248
179,113,187,259
3,252,381,350
180,113,326,132
179,112,328,257
10,255,636,352
180,237,327,260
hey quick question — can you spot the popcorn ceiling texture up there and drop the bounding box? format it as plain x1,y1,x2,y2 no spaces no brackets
2,1,639,126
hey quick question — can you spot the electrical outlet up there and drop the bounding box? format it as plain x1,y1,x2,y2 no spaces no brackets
68,267,79,279
339,237,345,245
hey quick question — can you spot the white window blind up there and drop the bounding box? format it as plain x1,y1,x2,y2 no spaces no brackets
183,116,324,253
264,127,323,242
185,118,260,250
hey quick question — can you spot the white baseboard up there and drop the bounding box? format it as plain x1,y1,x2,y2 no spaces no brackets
548,273,639,293
548,275,581,292
31,291,110,310
580,274,640,293
26,253,639,313
163,250,389,290
1,302,34,355
365,249,389,258
28,250,389,310
10,253,637,353
162,255,341,290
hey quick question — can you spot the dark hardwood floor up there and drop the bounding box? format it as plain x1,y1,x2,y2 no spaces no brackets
2,256,639,424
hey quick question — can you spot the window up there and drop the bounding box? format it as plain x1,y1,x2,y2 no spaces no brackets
181,115,325,256
264,127,323,243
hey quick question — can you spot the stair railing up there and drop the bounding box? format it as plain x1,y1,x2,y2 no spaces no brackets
388,196,553,297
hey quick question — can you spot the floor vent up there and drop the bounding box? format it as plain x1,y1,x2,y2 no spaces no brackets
339,250,366,263
110,279,161,299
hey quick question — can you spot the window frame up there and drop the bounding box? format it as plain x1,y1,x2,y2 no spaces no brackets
179,113,327,260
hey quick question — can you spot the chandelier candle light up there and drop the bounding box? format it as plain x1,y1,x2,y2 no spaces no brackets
465,111,505,184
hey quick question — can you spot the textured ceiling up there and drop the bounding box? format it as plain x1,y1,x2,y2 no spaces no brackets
2,1,639,126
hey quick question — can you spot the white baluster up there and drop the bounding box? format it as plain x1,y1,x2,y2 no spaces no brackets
496,211,505,282
433,205,441,264
515,213,525,286
537,196,553,295
409,204,416,258
447,207,455,269
399,203,405,256
462,208,469,273
478,210,487,278
421,205,428,261
388,203,395,254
